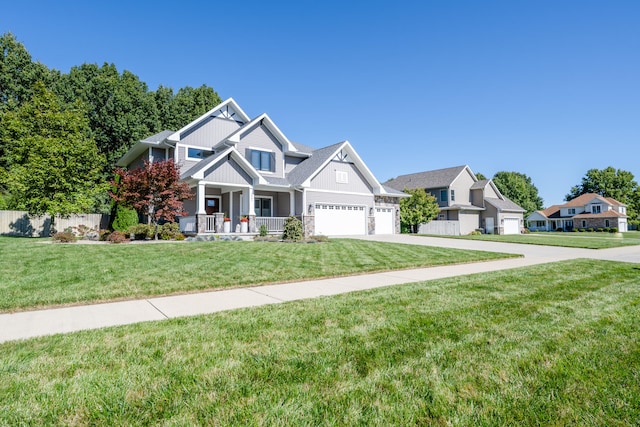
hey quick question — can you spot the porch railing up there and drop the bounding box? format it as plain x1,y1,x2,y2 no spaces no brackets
256,216,288,232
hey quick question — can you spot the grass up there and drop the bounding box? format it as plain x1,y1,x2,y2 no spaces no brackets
0,236,517,312
420,230,640,249
1,259,638,425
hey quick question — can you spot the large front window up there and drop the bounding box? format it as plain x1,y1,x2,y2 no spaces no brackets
255,197,272,217
187,147,214,160
250,149,272,171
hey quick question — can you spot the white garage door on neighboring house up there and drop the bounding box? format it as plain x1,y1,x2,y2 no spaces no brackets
374,207,394,235
315,204,366,236
503,217,520,235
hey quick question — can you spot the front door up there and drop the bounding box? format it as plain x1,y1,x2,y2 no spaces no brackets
205,197,220,215
254,197,272,217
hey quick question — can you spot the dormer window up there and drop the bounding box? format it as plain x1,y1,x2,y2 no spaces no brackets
568,208,576,215
187,147,214,160
592,205,601,214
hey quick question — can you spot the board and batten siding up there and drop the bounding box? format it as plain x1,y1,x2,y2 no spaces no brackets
201,158,253,186
237,124,284,178
310,161,372,193
180,117,242,149
177,146,199,175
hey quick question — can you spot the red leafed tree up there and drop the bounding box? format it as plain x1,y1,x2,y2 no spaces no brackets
111,160,193,236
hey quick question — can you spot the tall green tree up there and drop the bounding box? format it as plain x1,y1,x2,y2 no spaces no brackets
154,84,222,130
400,188,439,233
54,63,159,169
492,171,543,217
566,166,640,220
0,32,57,110
0,82,106,219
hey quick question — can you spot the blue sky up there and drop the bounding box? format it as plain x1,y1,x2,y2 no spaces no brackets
3,0,639,206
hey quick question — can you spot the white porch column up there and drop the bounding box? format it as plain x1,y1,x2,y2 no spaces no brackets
289,191,295,216
197,182,206,214
229,191,234,224
247,187,255,216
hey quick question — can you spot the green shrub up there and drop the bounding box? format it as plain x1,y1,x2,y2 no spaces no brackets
112,205,139,232
597,228,604,232
129,223,154,240
52,231,76,243
259,224,268,237
99,229,111,241
578,228,585,232
107,231,128,244
282,216,304,241
555,228,563,232
604,227,610,233
468,230,481,235
611,227,618,233
587,227,594,232
160,222,183,240
572,228,578,232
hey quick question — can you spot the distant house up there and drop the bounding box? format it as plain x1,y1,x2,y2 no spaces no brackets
527,193,628,232
385,165,525,235
117,98,405,236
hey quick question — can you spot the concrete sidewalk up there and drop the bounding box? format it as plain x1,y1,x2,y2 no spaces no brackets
2,235,639,343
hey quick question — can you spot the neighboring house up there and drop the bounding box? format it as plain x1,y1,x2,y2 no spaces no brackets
385,165,525,235
527,193,628,232
117,98,405,236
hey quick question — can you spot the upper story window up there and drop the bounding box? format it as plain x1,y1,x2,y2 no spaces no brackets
187,147,214,160
440,190,448,202
250,149,273,172
592,205,601,214
450,190,455,202
336,171,348,184
568,208,576,215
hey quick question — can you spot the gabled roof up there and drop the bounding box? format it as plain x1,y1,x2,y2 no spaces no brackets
180,146,266,185
564,193,626,207
573,210,626,219
287,140,397,196
167,98,250,142
485,197,525,212
385,165,473,191
470,179,490,190
220,113,299,154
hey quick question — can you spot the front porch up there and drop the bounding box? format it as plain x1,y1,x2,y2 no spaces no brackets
179,215,293,235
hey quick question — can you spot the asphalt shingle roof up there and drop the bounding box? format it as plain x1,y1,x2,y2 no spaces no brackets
485,197,526,212
385,165,467,191
287,142,343,186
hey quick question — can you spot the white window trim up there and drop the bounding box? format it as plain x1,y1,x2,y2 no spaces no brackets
184,144,215,161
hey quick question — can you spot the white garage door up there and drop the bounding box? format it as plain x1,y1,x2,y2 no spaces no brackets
315,204,366,236
503,217,520,235
374,207,394,234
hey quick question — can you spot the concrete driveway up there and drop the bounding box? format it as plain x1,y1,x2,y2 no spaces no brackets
1,234,638,343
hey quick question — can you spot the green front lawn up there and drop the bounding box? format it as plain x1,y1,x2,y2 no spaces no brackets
0,236,517,312
2,259,638,425
421,230,640,249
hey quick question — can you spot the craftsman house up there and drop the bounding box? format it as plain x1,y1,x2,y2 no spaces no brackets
117,98,405,236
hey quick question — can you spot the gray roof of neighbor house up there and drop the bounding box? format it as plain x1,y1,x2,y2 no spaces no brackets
485,197,526,212
382,185,407,196
287,141,344,186
385,165,468,191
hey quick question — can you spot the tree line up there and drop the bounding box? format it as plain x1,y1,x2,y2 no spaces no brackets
0,32,221,217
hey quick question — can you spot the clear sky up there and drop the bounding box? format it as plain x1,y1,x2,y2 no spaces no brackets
3,0,639,206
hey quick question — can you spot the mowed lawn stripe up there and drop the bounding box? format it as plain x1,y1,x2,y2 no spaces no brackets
0,237,516,312
0,259,638,425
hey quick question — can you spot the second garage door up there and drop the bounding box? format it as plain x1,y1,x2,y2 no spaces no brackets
315,204,366,236
503,217,520,235
374,207,394,234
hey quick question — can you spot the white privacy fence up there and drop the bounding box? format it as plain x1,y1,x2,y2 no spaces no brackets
418,221,460,236
0,210,109,237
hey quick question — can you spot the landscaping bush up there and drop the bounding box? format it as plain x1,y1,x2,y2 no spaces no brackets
129,223,154,240
52,231,76,243
99,229,111,241
587,227,594,232
604,227,610,233
597,228,604,232
572,228,578,232
555,227,563,232
578,228,585,232
112,205,139,232
468,230,482,235
611,227,618,233
107,231,129,244
259,224,268,237
282,216,304,241
160,222,184,240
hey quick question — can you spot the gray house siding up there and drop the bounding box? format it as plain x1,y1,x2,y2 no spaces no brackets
201,158,252,185
484,185,500,199
450,170,475,205
237,124,284,178
285,155,304,174
181,117,242,148
471,189,484,207
310,161,373,193
177,146,199,175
